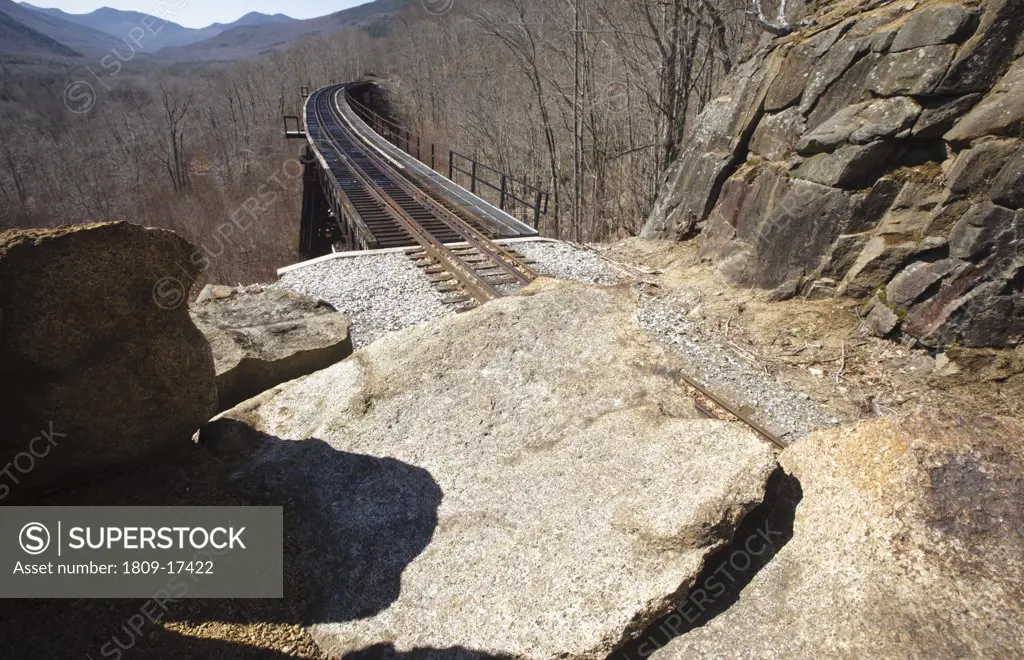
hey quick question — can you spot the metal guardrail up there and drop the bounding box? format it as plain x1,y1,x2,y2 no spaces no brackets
448,151,548,231
343,90,549,230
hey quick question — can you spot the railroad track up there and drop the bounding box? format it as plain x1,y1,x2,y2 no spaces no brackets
307,84,786,450
308,85,538,311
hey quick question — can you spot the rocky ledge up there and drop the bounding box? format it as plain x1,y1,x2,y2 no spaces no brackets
656,412,1024,658
644,0,1024,349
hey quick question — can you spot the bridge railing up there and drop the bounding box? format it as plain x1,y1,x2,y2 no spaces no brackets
448,152,549,231
343,91,548,230
282,115,305,139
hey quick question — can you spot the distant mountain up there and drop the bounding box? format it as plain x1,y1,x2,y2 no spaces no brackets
154,0,412,61
4,0,406,62
19,4,205,50
0,8,81,57
210,11,296,29
16,2,57,17
15,5,299,53
0,0,123,54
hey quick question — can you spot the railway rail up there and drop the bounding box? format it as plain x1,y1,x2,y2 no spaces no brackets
306,84,538,310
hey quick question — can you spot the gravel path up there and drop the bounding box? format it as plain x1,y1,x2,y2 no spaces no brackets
276,254,453,349
638,291,842,442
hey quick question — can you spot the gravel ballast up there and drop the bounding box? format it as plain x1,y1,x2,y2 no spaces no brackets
276,253,452,349
638,291,842,441
514,241,622,285
275,241,621,349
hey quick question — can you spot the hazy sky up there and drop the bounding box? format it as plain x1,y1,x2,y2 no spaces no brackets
28,0,372,28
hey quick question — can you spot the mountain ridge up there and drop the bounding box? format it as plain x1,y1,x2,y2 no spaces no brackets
0,7,82,57
0,0,123,54
3,0,408,61
16,4,304,51
208,11,296,29
152,0,412,61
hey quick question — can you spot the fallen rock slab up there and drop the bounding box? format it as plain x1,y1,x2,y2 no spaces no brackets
203,279,777,659
0,222,217,494
655,412,1024,658
191,286,353,410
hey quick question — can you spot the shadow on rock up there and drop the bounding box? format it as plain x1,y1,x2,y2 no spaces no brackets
109,628,310,660
0,422,444,659
343,644,515,659
611,468,804,659
208,419,445,625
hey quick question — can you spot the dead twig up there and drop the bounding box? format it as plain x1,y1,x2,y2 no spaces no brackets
727,341,767,375
594,253,663,277
724,314,736,340
783,342,823,356
836,340,847,383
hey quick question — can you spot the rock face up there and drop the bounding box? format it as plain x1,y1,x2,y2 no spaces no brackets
641,55,779,240
644,0,1024,348
0,222,217,494
655,413,1024,658
203,279,777,659
191,286,353,410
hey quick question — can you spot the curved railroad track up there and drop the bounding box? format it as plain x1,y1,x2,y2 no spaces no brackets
306,84,537,310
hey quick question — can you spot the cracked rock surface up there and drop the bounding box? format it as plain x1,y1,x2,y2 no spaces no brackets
657,412,1024,659
203,279,777,659
644,0,1024,349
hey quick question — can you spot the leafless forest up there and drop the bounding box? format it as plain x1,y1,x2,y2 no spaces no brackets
0,0,786,283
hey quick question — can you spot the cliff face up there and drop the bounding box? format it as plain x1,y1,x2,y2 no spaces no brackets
644,0,1024,349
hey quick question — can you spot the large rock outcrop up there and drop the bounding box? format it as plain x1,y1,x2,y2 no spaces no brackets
202,279,777,659
191,285,353,410
0,222,217,495
655,413,1024,658
644,0,1024,348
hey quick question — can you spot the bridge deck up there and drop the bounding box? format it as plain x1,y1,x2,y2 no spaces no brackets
303,86,537,249
299,84,538,310
335,95,539,241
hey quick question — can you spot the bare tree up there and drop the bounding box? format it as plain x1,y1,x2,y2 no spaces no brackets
159,82,194,193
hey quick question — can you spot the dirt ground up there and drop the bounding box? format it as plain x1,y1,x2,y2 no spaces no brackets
597,238,1024,425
